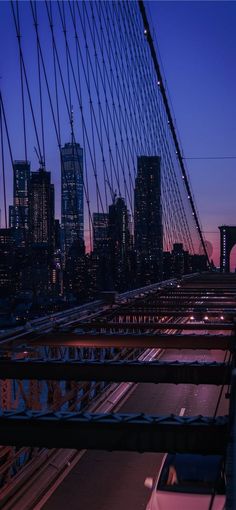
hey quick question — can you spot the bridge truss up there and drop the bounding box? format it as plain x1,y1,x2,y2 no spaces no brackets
0,273,235,508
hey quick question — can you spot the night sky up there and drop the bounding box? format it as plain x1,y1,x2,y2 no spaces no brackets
0,1,235,267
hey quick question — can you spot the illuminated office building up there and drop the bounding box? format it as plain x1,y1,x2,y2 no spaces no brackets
9,160,30,246
61,142,84,256
29,167,55,250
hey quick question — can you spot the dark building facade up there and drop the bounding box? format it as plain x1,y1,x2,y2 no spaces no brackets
108,197,131,291
29,167,55,250
64,238,86,302
93,212,109,252
61,142,84,256
54,219,61,251
134,156,163,285
28,168,55,296
9,160,30,246
0,228,15,297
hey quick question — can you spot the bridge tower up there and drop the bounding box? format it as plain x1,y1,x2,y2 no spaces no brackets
219,225,236,272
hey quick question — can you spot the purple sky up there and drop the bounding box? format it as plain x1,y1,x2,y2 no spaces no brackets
0,1,235,266
148,1,236,266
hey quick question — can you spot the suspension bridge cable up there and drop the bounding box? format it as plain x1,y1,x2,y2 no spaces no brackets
132,2,194,253
74,1,122,202
71,1,122,203
48,2,61,147
125,2,175,251
70,0,93,250
77,1,135,212
56,0,104,231
0,95,7,228
138,0,209,265
16,0,28,163
3,0,208,263
44,0,94,249
31,1,46,167
11,0,43,169
57,0,92,247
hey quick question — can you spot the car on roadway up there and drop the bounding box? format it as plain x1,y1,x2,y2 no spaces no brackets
144,453,226,510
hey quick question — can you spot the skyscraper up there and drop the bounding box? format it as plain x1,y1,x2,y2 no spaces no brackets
108,197,131,290
134,156,163,284
0,228,15,297
28,167,55,296
61,142,84,255
93,212,109,252
29,168,55,250
9,160,30,246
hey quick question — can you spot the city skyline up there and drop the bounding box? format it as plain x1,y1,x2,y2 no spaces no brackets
0,3,235,503
0,1,235,266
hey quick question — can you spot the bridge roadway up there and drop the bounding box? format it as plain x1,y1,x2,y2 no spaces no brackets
40,274,235,509
42,347,228,510
0,272,235,509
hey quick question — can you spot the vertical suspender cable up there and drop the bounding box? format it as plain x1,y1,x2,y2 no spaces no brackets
11,0,43,166
138,0,209,266
31,0,46,167
16,0,28,162
0,95,7,228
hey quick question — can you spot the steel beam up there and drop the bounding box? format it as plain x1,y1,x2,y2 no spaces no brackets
0,411,228,454
153,291,236,295
226,369,236,509
118,303,236,309
109,311,236,318
78,321,234,331
31,332,233,350
0,359,231,384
